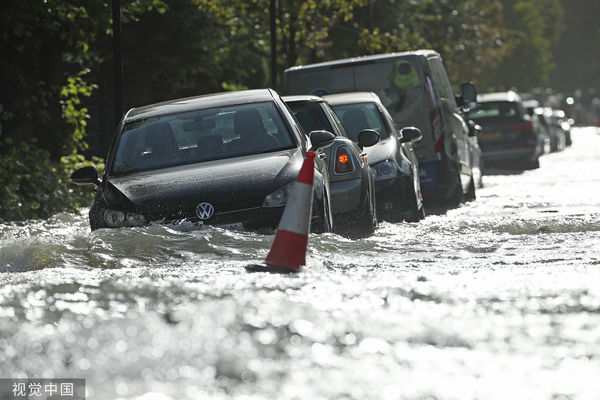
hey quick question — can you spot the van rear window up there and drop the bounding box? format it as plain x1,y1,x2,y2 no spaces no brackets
285,58,424,122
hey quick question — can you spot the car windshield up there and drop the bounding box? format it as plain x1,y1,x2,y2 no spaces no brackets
468,101,523,121
110,102,295,176
287,102,336,135
331,102,390,142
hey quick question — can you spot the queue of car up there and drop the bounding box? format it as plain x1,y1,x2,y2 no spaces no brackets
70,49,574,238
468,91,573,170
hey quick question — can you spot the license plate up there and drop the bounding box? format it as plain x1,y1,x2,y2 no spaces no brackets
418,162,438,189
480,131,503,141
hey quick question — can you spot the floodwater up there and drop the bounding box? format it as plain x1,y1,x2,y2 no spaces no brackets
1,128,599,400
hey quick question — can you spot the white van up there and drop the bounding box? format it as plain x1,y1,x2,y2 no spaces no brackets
284,50,479,206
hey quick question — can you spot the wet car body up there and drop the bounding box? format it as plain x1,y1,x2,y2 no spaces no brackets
324,92,425,222
71,89,335,232
552,109,572,146
283,95,379,237
283,50,478,208
468,91,543,169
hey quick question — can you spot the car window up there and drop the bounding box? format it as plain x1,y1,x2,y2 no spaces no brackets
110,102,295,176
427,57,456,106
468,101,522,120
287,102,336,136
324,105,349,138
331,102,390,142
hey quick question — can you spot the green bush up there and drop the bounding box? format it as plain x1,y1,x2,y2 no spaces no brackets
0,140,104,223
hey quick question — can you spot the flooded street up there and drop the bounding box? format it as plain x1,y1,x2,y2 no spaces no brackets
1,127,599,400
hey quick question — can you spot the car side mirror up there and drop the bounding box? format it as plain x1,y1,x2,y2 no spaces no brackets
399,127,422,143
467,120,481,137
459,82,477,111
357,129,380,149
70,165,101,186
308,130,336,151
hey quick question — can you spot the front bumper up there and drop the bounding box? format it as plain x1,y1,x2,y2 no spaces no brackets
482,146,537,162
374,175,411,216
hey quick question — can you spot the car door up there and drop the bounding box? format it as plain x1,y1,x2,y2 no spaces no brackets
427,56,470,177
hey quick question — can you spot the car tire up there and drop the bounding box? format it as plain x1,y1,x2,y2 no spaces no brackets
528,157,540,170
464,176,476,202
404,181,425,222
354,187,378,238
445,164,464,208
311,190,331,234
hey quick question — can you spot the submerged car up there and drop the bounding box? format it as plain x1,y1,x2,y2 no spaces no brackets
551,108,572,147
283,50,479,207
283,95,380,237
71,89,336,231
324,92,425,222
468,91,543,169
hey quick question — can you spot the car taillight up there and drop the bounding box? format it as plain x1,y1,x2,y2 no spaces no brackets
335,146,354,174
510,121,533,132
425,75,443,152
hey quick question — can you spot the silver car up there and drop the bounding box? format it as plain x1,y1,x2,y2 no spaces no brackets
324,92,425,222
284,95,380,238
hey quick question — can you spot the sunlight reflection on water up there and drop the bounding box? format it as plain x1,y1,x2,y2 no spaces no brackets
1,128,599,399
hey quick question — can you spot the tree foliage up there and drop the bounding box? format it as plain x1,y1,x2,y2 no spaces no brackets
0,0,576,222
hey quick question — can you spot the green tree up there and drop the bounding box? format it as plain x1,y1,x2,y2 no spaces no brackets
483,0,563,92
0,0,166,159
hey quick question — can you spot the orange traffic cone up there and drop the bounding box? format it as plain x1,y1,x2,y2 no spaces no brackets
246,151,316,274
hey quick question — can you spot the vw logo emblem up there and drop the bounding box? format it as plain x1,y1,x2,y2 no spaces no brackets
195,202,215,220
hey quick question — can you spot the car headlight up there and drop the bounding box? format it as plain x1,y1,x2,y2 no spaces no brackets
103,209,146,227
263,181,295,207
373,160,398,181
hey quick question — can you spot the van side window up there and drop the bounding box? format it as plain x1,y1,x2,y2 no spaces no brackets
427,57,457,107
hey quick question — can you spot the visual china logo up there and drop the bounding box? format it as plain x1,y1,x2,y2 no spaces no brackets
195,202,215,220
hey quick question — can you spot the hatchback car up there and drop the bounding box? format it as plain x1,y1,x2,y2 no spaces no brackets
467,91,543,169
71,89,336,231
324,92,425,222
284,95,380,237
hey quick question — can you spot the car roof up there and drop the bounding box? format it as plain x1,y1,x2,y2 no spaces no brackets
124,89,279,123
522,99,540,109
282,95,324,103
284,49,438,72
477,91,522,103
322,92,381,105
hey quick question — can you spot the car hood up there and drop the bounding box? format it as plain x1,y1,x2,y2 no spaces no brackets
103,149,303,219
365,135,397,165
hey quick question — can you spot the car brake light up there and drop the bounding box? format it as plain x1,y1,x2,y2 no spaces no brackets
510,122,533,132
425,75,443,152
335,146,354,174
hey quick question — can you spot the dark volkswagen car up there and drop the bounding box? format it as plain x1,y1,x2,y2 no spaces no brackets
71,89,335,231
324,92,425,222
283,95,379,237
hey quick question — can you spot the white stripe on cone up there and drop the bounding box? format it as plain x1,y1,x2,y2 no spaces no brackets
277,181,313,235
